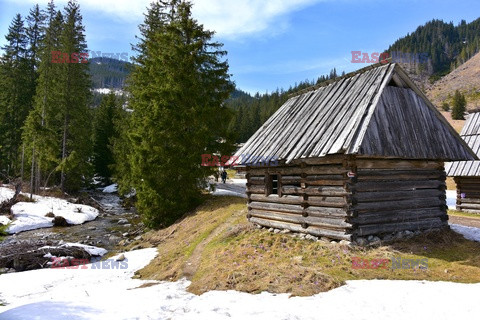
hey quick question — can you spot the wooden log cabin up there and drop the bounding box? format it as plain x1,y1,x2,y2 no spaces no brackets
233,63,477,242
446,112,480,213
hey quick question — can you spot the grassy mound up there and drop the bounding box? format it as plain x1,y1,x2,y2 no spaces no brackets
131,196,480,296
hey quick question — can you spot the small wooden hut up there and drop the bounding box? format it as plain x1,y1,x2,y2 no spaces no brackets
446,112,480,213
233,63,477,241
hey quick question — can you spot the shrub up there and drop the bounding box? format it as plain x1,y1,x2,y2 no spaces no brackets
452,90,467,120
0,223,8,240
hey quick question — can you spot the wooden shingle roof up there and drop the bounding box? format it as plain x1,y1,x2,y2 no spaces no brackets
234,63,476,165
446,112,480,176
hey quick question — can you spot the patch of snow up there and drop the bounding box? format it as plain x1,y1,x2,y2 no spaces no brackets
40,242,107,257
211,179,247,198
93,88,124,96
102,184,118,193
450,224,480,242
0,187,15,202
230,178,247,184
0,215,11,226
1,247,480,319
0,187,99,234
446,190,456,209
64,243,108,256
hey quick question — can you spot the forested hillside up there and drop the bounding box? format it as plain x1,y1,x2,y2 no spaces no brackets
227,69,343,142
387,18,480,82
88,57,131,89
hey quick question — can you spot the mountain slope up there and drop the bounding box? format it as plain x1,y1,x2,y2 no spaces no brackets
387,18,480,89
427,51,480,111
88,57,132,89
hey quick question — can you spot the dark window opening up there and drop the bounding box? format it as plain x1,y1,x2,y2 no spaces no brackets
269,174,280,196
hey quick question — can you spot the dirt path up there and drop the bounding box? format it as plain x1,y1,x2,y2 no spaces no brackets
182,208,245,279
449,215,480,228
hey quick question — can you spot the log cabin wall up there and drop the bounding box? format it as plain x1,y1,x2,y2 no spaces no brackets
245,155,353,240
245,156,449,241
350,158,448,237
454,177,480,213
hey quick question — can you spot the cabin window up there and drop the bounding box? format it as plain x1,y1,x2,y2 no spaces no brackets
268,174,280,196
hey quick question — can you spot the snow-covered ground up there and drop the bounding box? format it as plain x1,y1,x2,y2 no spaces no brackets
446,190,456,210
0,224,479,319
212,178,247,198
40,242,108,257
450,224,480,241
1,245,480,319
0,187,98,234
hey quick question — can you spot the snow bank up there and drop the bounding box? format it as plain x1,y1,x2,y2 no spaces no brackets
102,184,118,193
446,190,456,209
450,224,480,242
0,187,99,234
212,179,247,198
0,187,15,202
1,248,480,319
0,215,11,226
40,242,108,257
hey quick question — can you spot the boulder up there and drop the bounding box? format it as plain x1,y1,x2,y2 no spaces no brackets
53,216,69,227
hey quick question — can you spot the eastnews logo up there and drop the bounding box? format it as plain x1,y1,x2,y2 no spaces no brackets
352,257,428,270
51,50,129,63
201,154,278,167
351,51,429,64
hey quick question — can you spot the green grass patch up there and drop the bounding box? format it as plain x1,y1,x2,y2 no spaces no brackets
226,169,237,178
448,209,480,219
0,223,8,241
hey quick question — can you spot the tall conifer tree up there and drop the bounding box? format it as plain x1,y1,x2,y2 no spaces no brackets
0,14,30,178
127,0,234,227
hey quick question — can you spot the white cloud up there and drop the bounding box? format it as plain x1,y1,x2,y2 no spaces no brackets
7,0,323,39
191,0,323,38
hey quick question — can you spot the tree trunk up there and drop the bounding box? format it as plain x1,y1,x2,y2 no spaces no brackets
60,114,68,192
30,143,35,200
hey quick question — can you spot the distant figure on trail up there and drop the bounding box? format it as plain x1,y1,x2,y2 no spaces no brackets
221,170,227,184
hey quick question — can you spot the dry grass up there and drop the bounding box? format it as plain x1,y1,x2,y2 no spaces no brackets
440,111,465,134
448,209,480,219
16,194,36,203
426,51,480,112
445,177,456,190
133,196,246,281
133,196,480,297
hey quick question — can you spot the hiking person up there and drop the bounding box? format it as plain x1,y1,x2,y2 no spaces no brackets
221,170,227,183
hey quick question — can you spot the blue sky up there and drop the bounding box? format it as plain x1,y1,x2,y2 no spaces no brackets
1,0,480,94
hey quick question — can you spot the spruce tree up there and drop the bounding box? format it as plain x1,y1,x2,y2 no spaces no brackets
57,0,92,191
127,0,234,227
92,92,118,182
452,90,466,120
0,14,30,179
111,96,132,195
23,0,92,192
23,3,64,192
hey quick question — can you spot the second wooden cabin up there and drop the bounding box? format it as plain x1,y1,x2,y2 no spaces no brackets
447,112,480,213
233,63,477,242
